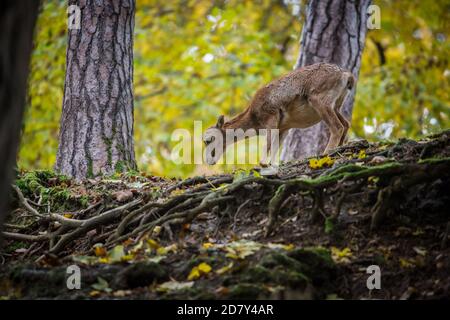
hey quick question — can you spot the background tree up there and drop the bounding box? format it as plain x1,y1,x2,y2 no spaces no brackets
21,0,449,178
55,0,137,179
281,0,372,161
0,1,39,244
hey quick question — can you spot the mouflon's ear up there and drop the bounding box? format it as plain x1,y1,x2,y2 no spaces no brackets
216,115,225,128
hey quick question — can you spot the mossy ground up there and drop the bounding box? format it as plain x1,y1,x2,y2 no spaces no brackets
1,132,449,299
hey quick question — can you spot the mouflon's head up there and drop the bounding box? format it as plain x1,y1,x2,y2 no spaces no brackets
203,115,226,165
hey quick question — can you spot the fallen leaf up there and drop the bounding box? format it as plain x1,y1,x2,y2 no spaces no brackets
152,226,162,236
72,255,98,265
413,247,427,256
215,286,229,295
188,262,212,280
357,149,366,159
89,290,101,297
198,262,212,273
113,290,132,297
266,243,295,251
202,242,215,249
147,239,160,250
331,247,352,264
399,258,415,268
216,262,233,275
187,267,201,281
108,245,125,263
157,244,177,255
157,281,194,292
370,156,387,164
224,240,263,259
114,190,133,202
309,156,335,169
93,244,107,257
91,277,112,293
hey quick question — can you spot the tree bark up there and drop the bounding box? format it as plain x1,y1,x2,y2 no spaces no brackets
56,0,137,179
0,1,40,245
281,0,371,161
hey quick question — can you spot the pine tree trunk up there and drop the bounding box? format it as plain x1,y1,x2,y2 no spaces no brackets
0,1,40,244
56,0,137,179
281,0,371,161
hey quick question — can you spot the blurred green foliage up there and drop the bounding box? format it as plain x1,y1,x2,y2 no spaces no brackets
21,0,449,178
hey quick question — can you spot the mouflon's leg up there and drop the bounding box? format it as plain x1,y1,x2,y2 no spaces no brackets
308,95,344,154
333,92,350,146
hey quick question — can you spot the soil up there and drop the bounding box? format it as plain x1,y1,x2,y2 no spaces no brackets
1,131,449,299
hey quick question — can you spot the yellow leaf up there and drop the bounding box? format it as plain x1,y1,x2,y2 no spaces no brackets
98,257,109,264
309,156,334,169
147,239,160,250
187,267,201,281
63,213,73,218
187,262,212,280
121,254,134,262
198,262,212,274
156,244,177,256
399,258,415,268
309,158,320,169
331,247,352,263
358,149,367,159
283,243,295,251
225,252,239,259
89,290,101,297
94,246,107,257
202,242,214,249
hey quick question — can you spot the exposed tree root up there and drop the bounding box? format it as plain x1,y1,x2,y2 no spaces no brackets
3,131,450,257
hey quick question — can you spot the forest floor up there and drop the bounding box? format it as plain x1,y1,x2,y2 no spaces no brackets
0,131,449,300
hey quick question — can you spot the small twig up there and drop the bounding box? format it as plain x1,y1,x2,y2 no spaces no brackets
233,199,251,231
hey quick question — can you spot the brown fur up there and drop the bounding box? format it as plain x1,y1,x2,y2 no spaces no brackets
204,62,355,163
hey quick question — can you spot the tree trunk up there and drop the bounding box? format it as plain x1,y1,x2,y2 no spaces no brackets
56,0,137,179
281,0,371,161
0,1,40,244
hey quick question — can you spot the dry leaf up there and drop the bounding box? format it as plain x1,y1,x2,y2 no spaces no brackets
114,190,133,202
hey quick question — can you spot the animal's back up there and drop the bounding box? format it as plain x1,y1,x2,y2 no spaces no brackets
271,63,349,99
246,63,353,125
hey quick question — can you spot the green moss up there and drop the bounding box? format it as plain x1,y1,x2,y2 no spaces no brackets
16,170,55,195
227,283,265,299
5,241,27,253
104,138,113,167
114,262,168,289
114,160,125,173
324,217,335,234
418,157,450,164
80,195,89,208
86,157,94,178
260,251,305,272
14,170,88,211
242,265,308,286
